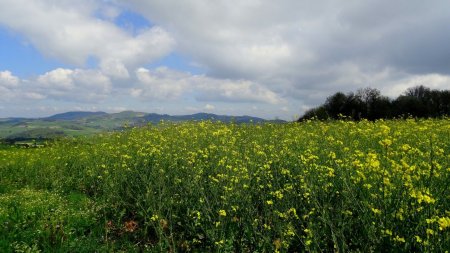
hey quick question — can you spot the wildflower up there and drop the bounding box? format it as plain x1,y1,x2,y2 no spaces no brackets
150,214,159,221
410,190,436,204
272,190,284,200
371,208,381,215
382,229,393,236
393,235,405,243
288,208,299,219
218,210,227,217
284,224,296,237
415,235,423,243
438,217,450,230
401,144,411,152
275,211,286,218
379,138,392,147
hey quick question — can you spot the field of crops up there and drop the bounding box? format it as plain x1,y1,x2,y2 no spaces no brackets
0,119,449,252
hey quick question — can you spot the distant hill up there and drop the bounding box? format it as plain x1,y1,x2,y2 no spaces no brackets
143,112,267,123
45,111,108,121
0,111,283,141
106,111,147,119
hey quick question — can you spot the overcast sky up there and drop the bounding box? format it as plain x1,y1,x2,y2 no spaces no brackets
0,0,449,120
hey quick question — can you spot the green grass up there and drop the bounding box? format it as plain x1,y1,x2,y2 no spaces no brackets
0,119,449,252
0,189,101,252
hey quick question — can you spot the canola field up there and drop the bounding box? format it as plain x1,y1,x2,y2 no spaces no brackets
0,119,449,252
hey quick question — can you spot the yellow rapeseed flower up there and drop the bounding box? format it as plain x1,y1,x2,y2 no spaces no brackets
371,208,381,215
438,217,450,231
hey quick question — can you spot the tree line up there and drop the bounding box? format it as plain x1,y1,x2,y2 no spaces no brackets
298,85,450,121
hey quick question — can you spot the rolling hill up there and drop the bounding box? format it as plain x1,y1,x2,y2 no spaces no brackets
0,111,282,141
45,111,108,121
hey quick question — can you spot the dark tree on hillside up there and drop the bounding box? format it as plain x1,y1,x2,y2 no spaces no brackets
319,88,388,120
298,106,328,121
404,85,430,99
324,92,348,118
355,88,392,120
368,96,392,119
438,90,450,115
298,85,449,122
392,96,421,117
392,85,450,118
342,93,365,120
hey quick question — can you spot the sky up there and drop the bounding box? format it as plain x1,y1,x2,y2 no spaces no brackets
0,0,449,120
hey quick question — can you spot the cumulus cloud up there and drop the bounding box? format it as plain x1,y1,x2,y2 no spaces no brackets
382,74,450,98
132,67,283,104
134,67,189,100
2,68,112,103
0,70,20,101
36,68,112,102
0,70,19,87
121,0,450,106
0,70,46,102
1,66,283,114
0,0,175,71
194,78,282,104
37,68,75,90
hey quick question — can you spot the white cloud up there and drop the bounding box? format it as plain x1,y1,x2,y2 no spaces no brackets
0,70,19,87
133,67,283,104
24,92,46,100
120,0,450,106
100,59,130,79
36,68,112,102
0,0,175,71
194,77,283,104
2,66,283,114
37,68,75,90
382,74,450,98
0,70,20,101
98,4,121,21
0,86,14,101
119,0,331,80
204,104,215,111
134,67,188,100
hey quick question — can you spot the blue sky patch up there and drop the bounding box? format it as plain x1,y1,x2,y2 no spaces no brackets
0,27,71,77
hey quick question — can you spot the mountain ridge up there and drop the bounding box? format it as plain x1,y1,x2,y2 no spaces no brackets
44,111,108,121
0,111,284,141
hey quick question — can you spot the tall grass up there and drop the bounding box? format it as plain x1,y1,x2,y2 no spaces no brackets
0,119,449,252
